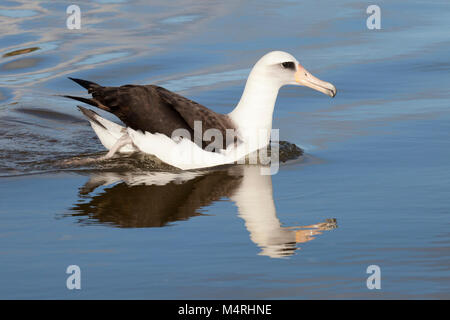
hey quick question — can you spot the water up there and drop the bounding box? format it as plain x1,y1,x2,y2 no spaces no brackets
1,0,449,299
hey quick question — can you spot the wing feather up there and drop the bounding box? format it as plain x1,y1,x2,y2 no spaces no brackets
68,79,237,149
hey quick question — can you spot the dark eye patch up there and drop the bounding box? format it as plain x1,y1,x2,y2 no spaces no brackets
281,61,295,70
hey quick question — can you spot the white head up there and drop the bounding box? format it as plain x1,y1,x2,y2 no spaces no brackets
230,51,337,148
249,51,337,97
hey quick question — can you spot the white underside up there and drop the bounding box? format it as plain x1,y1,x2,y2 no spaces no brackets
87,113,268,170
89,115,136,153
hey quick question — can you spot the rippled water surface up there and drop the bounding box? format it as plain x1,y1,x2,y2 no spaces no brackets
1,0,450,299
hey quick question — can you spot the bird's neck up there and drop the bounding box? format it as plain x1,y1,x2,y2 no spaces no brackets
229,72,280,146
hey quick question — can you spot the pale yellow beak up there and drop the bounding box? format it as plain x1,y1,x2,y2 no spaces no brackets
295,64,337,98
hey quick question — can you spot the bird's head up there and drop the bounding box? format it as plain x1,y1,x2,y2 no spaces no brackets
252,51,337,98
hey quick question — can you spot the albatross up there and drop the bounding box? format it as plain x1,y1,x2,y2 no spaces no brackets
64,51,336,169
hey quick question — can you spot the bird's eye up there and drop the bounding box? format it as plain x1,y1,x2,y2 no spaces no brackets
281,62,295,70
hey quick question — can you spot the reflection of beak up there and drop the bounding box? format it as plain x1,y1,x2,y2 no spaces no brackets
295,64,337,98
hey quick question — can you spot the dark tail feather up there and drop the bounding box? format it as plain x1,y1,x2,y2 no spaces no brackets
68,77,100,90
77,106,106,130
65,78,110,112
62,95,99,108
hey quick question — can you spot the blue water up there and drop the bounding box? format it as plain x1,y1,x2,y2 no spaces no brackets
0,0,449,299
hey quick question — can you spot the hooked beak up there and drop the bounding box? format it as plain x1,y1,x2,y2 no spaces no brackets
295,64,337,98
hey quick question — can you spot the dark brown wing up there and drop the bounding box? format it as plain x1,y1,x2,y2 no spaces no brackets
151,86,237,148
91,85,194,138
66,78,236,149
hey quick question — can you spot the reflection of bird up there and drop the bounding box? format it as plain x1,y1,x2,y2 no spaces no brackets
230,166,337,258
64,51,336,169
68,166,337,258
70,170,241,228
